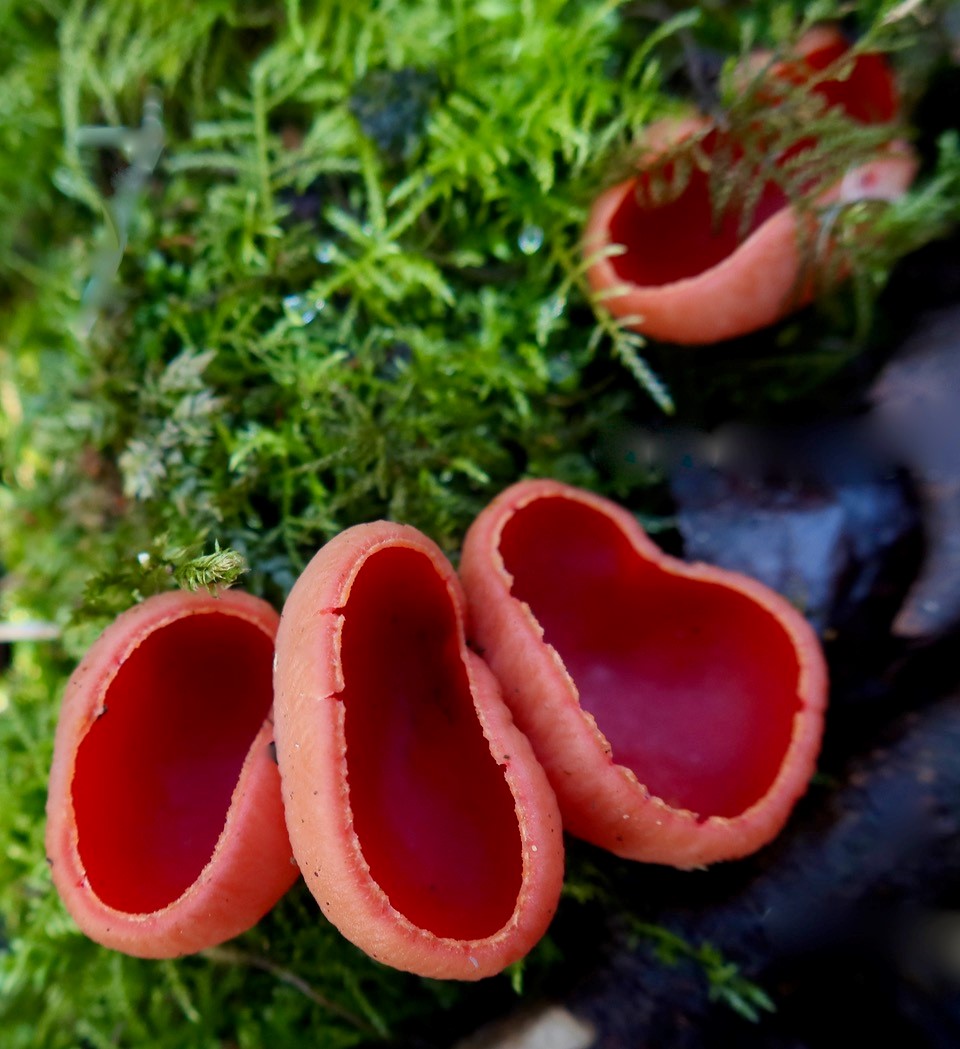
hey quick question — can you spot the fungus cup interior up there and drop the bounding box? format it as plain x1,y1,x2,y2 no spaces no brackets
499,498,802,820
773,36,897,124
607,133,788,288
606,39,897,289
72,612,275,914
340,546,522,940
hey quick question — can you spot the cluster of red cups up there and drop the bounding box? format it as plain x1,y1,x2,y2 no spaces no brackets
584,26,916,344
47,479,827,980
47,18,913,987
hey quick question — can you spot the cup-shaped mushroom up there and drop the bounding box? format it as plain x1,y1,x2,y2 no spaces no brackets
745,24,898,124
460,479,828,869
273,523,564,980
584,27,915,345
46,589,296,958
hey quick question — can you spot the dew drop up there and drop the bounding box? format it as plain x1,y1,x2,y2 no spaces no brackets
314,241,336,264
518,225,544,255
137,551,151,567
283,293,326,326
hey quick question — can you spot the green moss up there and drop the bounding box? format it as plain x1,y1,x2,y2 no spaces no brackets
1,0,957,1044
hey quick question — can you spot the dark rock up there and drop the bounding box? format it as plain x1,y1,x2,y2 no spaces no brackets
870,306,960,638
666,422,918,634
563,695,960,1049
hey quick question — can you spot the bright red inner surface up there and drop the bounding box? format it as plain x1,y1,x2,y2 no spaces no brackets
792,40,898,125
341,547,522,940
72,612,275,914
607,41,895,290
499,499,802,819
607,146,788,287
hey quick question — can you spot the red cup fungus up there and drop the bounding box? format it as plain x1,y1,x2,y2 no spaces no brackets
46,589,297,958
584,26,917,345
744,24,898,123
460,479,829,869
272,522,564,980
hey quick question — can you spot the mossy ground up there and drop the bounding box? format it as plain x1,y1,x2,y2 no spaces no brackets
1,1,957,1045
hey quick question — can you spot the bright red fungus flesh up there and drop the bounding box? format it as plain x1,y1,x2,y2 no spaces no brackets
71,612,275,914
498,498,802,819
604,34,896,293
606,135,789,288
782,37,898,125
341,547,522,940
585,27,909,344
274,522,564,978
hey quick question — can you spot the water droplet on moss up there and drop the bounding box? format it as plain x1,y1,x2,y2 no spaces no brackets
518,225,544,255
283,293,326,326
314,241,336,264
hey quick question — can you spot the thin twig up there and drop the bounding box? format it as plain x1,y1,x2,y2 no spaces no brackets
202,946,384,1039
